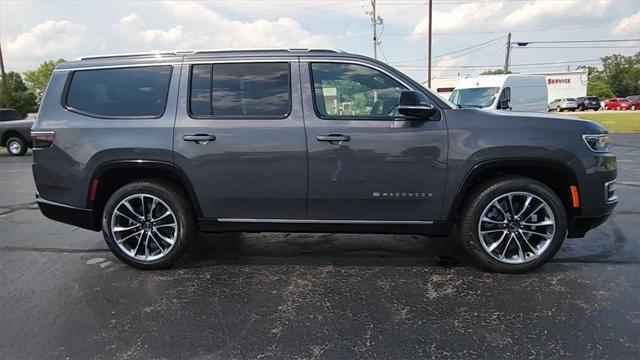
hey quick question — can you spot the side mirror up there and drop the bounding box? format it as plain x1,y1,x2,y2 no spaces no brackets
498,87,511,110
398,90,439,120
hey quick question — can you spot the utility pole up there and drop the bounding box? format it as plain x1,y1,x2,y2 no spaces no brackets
427,0,433,88
503,32,512,74
366,0,383,59
0,42,10,108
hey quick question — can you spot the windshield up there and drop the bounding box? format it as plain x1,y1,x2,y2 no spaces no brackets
449,87,500,108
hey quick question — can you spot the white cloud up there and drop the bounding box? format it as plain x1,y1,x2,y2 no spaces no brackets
432,56,467,78
157,1,331,49
611,11,640,36
5,20,84,59
141,26,185,44
118,13,141,27
503,0,612,27
413,2,504,34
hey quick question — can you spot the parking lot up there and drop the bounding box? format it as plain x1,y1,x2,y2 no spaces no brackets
1,134,639,359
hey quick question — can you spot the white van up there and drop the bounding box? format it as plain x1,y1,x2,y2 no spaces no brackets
449,75,548,112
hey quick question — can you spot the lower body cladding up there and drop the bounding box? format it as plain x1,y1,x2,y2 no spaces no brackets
35,193,452,235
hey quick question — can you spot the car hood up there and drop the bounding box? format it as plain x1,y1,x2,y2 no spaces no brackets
457,109,607,134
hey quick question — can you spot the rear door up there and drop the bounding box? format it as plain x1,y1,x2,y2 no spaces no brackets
300,59,448,222
173,57,307,220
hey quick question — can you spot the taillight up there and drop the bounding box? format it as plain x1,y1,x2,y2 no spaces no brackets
31,130,55,148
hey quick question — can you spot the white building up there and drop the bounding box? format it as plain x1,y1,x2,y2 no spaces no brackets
426,69,589,102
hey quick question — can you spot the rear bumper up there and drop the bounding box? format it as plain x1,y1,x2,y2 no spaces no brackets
36,193,99,231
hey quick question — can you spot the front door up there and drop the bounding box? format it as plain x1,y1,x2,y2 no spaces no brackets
300,60,448,221
173,59,307,220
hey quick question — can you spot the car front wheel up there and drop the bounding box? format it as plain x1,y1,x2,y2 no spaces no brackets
458,176,567,273
102,180,196,269
6,137,27,156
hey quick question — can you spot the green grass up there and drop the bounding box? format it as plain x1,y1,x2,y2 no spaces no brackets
577,112,640,133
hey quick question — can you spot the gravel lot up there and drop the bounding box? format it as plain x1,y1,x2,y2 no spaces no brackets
1,134,639,359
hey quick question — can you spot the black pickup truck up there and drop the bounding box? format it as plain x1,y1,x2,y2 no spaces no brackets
0,108,34,156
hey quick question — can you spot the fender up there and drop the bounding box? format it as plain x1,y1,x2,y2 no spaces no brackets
445,157,582,221
89,160,203,218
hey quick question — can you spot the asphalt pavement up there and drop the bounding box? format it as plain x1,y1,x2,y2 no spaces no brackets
0,134,639,359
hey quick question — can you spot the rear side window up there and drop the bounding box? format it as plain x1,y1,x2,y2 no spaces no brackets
64,66,172,118
0,109,21,121
189,62,290,118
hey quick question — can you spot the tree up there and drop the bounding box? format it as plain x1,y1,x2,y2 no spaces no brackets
601,52,640,97
23,59,65,104
588,77,615,99
0,72,37,117
479,69,512,75
578,66,615,98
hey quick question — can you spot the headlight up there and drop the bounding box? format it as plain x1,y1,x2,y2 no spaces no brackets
583,134,610,153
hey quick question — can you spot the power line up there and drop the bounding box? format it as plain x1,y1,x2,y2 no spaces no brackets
515,39,640,44
515,46,640,49
391,34,505,64
394,59,602,68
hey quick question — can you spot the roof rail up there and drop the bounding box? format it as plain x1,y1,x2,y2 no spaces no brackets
76,48,346,61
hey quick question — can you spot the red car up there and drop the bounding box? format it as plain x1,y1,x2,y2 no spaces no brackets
603,98,631,110
627,95,640,110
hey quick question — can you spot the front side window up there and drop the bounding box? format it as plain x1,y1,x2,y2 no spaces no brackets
65,66,172,118
189,62,290,118
310,63,405,118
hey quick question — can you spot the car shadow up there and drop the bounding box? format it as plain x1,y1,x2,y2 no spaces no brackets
179,231,467,269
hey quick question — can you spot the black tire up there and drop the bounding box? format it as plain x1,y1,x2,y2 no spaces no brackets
458,175,567,273
101,179,196,269
557,106,562,112
6,136,27,156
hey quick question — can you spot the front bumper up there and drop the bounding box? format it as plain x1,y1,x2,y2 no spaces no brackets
36,193,99,231
568,211,614,238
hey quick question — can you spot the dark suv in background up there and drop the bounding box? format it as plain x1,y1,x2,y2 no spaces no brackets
31,49,617,273
576,96,601,111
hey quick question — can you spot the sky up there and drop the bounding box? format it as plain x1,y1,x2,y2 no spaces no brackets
1,0,639,83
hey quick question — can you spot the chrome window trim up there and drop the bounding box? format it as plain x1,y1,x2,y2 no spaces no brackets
183,58,298,65
300,58,414,90
53,62,182,72
217,218,433,225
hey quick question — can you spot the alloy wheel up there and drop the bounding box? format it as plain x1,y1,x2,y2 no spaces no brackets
477,191,555,264
8,140,22,155
110,194,178,262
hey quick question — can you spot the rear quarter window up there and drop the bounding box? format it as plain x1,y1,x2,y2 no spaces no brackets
64,66,173,118
0,109,21,121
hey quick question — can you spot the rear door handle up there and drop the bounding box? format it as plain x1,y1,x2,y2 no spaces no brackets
316,134,351,142
183,134,216,143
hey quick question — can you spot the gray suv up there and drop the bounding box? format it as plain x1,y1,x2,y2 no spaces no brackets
31,49,617,272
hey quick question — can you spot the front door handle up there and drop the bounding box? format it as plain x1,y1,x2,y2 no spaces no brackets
317,134,351,142
183,134,216,144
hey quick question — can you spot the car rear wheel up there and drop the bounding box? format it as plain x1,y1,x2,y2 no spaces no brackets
6,137,27,156
102,180,196,269
458,176,567,273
